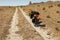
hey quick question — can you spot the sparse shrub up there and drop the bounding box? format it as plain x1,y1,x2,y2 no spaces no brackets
47,15,51,18
41,2,44,3
43,7,45,10
0,9,3,11
23,9,25,10
37,5,40,7
34,30,36,32
56,11,60,13
49,5,53,8
20,6,22,7
57,4,60,7
47,32,50,35
55,27,60,31
57,21,60,23
9,6,11,8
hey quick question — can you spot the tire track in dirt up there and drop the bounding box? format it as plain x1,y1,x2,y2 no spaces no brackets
6,8,23,40
19,7,58,40
18,7,44,40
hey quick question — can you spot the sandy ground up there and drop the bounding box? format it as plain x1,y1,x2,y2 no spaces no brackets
21,1,60,40
0,1,60,40
6,8,23,40
0,7,44,40
0,6,15,40
19,7,60,40
18,8,44,40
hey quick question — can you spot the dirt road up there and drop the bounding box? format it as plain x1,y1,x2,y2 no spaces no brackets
18,8,44,40
6,8,23,40
0,7,60,40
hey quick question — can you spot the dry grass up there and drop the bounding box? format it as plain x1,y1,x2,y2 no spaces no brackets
0,6,15,40
57,4,60,7
0,1,60,40
21,1,60,39
17,8,44,40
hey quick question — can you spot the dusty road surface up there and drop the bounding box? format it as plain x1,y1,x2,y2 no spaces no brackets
18,8,44,40
19,7,51,40
0,7,44,40
6,8,23,40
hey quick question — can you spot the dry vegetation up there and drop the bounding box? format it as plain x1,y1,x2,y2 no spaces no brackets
0,1,60,40
17,9,44,40
21,1,60,39
0,6,15,40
